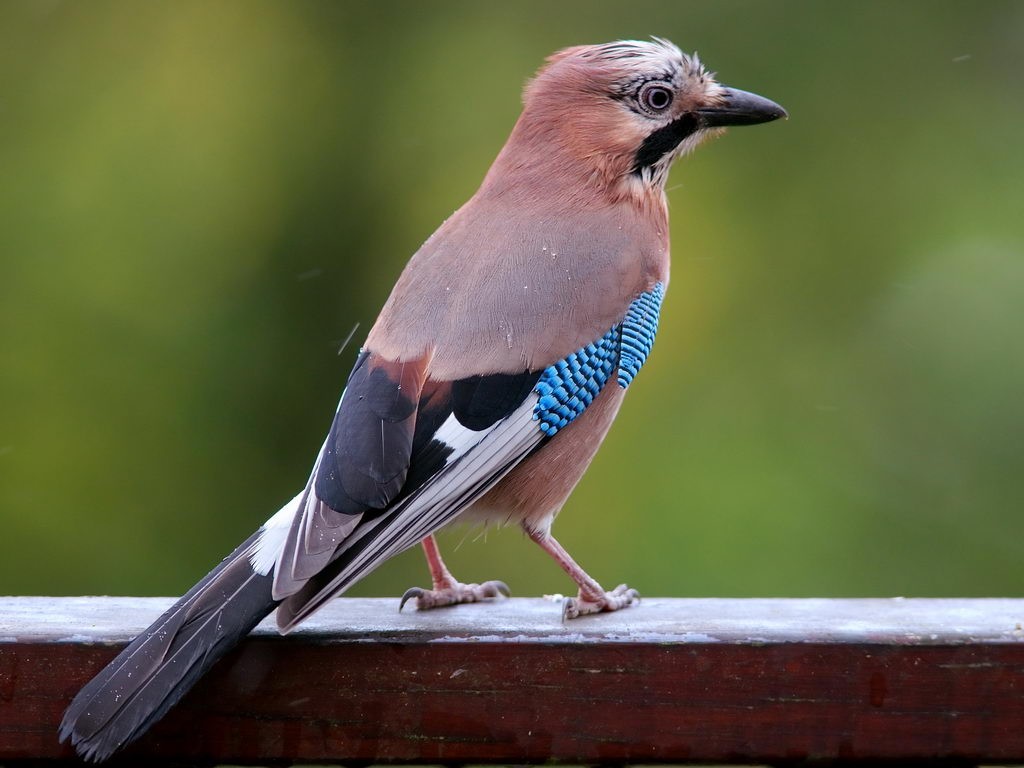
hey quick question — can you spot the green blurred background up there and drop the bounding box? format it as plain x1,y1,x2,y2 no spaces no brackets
2,1,1021,601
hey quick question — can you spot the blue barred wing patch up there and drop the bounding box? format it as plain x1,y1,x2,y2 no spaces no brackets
533,332,619,437
533,282,664,437
617,282,664,388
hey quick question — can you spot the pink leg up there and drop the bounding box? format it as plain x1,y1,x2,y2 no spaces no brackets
526,527,639,620
399,535,510,611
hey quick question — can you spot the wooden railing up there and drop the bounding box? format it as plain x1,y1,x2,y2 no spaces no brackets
2,596,1023,764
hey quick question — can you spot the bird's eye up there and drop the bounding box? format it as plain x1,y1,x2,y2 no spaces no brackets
639,83,674,114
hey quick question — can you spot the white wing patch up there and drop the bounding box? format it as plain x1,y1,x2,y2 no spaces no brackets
433,411,495,460
248,492,303,576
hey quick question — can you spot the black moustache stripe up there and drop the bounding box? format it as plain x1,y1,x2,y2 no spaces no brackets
632,113,699,174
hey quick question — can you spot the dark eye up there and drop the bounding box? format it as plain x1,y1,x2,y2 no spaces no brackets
639,83,673,113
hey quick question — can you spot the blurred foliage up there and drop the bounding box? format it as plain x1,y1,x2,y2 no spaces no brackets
1,0,1022,600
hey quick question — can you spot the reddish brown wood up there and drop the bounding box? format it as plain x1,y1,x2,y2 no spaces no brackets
2,596,1023,764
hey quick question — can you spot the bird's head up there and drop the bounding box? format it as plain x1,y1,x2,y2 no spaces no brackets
501,38,785,204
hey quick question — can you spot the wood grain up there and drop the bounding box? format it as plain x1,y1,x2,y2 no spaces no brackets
2,596,1022,764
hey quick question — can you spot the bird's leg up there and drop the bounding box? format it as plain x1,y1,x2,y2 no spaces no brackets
526,527,639,620
399,534,510,611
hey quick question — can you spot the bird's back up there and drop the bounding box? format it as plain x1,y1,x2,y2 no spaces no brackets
366,189,671,381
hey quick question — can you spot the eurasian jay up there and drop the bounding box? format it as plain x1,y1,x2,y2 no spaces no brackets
60,38,784,761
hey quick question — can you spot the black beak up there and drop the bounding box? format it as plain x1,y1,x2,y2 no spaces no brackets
697,86,787,127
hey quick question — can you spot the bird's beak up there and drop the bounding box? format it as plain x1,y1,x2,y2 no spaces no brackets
697,87,787,127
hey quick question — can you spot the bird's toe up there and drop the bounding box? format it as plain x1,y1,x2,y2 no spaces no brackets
562,584,640,620
399,578,511,612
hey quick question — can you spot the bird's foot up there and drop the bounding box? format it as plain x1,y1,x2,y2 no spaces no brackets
400,578,510,612
562,583,640,620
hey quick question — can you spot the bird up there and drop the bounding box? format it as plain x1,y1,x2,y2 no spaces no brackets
60,37,785,762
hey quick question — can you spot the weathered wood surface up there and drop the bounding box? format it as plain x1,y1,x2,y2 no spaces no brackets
1,596,1023,765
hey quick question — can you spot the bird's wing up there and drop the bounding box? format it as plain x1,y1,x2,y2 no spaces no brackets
255,281,665,632
268,363,550,630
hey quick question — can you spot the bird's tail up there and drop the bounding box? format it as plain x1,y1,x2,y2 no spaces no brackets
59,531,279,762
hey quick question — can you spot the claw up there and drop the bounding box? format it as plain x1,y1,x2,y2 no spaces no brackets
489,580,511,598
399,587,425,612
561,595,576,622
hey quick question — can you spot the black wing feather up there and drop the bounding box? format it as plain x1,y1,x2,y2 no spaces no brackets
315,351,419,511
451,370,540,430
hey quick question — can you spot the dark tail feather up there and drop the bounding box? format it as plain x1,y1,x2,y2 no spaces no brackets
59,532,279,762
